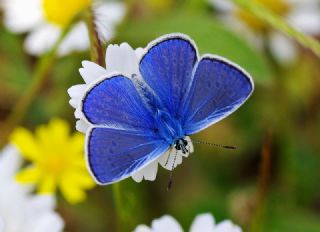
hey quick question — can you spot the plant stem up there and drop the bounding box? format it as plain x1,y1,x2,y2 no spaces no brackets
112,183,127,232
233,0,320,58
0,28,69,147
250,131,272,232
85,8,105,66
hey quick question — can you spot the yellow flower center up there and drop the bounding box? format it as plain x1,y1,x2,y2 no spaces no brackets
41,154,68,176
42,0,91,27
235,0,291,32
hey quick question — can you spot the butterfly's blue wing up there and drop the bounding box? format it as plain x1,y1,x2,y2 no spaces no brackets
182,56,254,135
139,34,198,118
81,75,169,184
82,75,156,130
87,127,169,184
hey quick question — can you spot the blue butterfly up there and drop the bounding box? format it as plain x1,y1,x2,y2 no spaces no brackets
80,33,254,185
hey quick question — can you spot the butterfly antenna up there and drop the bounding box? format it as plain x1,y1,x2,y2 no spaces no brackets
167,149,178,191
188,139,236,150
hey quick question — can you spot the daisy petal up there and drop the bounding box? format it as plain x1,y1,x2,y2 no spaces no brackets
76,120,89,133
214,220,242,232
133,225,152,232
24,24,61,56
288,6,320,35
58,22,90,56
132,159,159,182
79,61,107,84
67,84,87,108
269,32,297,64
33,212,64,232
105,43,140,76
190,213,215,232
152,215,183,232
3,0,43,33
0,145,22,180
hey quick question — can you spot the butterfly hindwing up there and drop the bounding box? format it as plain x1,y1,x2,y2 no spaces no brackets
182,55,254,135
87,127,169,184
139,34,198,119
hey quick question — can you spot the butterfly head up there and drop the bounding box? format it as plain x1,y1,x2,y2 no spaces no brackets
174,138,189,154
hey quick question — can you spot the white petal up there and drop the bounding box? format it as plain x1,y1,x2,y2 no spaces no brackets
3,0,43,33
269,32,298,65
190,214,215,232
28,195,56,212
214,220,242,232
74,107,82,118
105,43,140,76
135,47,145,60
133,225,152,232
94,2,126,42
151,215,183,232
67,84,87,108
79,61,108,84
33,213,64,232
209,0,235,12
288,7,320,35
132,159,159,182
76,120,90,133
0,145,22,181
0,217,4,232
131,171,144,183
57,22,90,56
24,24,60,56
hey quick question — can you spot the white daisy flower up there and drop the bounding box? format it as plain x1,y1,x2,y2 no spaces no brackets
0,145,64,232
68,42,194,183
133,213,242,232
209,0,320,64
2,0,125,56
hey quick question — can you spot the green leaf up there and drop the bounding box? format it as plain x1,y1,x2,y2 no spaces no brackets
116,13,271,83
0,26,31,93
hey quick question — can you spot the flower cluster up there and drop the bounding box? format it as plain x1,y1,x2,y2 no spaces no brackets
134,213,242,232
2,0,125,56
209,0,320,64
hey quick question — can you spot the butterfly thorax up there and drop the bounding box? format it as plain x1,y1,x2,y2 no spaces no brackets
155,109,185,145
175,138,189,154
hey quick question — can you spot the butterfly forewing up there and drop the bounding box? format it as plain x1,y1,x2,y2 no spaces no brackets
139,35,197,119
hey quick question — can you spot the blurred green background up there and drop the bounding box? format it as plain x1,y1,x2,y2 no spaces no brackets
1,0,320,231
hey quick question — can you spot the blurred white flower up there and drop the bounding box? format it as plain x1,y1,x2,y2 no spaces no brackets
0,145,64,232
133,213,242,232
68,42,194,183
2,0,125,56
209,0,320,64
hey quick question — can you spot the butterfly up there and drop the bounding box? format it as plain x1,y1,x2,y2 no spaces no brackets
80,33,254,185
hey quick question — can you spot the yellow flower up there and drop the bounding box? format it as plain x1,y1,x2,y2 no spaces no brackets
10,118,95,204
43,0,92,27
235,0,291,32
